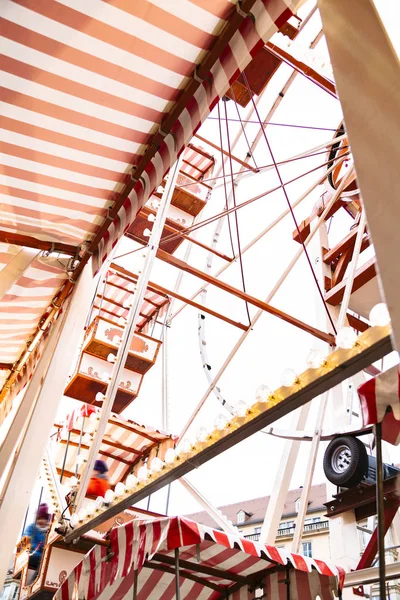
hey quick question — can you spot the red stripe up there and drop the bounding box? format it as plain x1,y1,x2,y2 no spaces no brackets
358,377,378,425
122,522,134,577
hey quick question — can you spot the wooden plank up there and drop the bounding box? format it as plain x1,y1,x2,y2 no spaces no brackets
145,562,225,593
325,257,377,305
155,248,335,345
0,230,77,255
64,327,392,542
194,133,258,172
152,553,247,583
323,228,370,264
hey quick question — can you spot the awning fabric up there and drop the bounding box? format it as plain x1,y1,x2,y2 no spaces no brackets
55,517,344,600
358,366,400,445
55,403,177,485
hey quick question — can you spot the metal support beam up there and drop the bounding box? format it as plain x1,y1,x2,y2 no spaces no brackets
344,561,400,587
179,477,238,535
64,325,392,542
0,248,40,301
0,265,94,587
375,421,386,599
318,0,400,349
74,156,183,512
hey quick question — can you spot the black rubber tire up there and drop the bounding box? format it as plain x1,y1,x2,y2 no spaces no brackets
323,435,368,488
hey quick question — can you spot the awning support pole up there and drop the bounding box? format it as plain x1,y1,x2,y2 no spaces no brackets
60,431,71,483
75,417,85,477
133,569,138,600
174,548,180,600
74,154,183,513
375,421,386,599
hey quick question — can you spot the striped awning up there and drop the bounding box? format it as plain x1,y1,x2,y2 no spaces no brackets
55,516,344,600
55,403,176,485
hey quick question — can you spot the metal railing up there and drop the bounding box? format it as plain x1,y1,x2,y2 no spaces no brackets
244,520,329,542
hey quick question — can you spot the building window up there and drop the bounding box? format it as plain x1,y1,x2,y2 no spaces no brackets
302,542,312,557
237,511,245,525
280,520,294,530
254,527,261,534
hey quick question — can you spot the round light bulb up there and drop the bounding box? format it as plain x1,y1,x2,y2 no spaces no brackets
82,433,92,445
59,429,68,441
70,514,79,528
89,412,98,422
156,186,164,195
306,349,325,369
281,368,298,387
115,482,125,497
143,228,151,238
255,384,271,403
335,327,358,349
214,414,228,430
138,465,149,482
95,496,105,508
126,474,138,488
95,392,106,404
102,372,111,383
180,438,194,453
233,401,248,417
164,448,177,464
147,213,156,222
117,317,127,327
127,283,135,293
369,303,391,327
196,427,208,442
78,507,88,522
69,476,78,487
104,489,115,504
76,454,86,466
107,353,116,364
150,457,164,472
86,502,95,517
123,300,133,309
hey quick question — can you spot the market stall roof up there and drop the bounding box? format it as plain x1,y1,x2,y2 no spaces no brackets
54,403,176,485
0,0,299,408
55,516,343,600
358,365,400,445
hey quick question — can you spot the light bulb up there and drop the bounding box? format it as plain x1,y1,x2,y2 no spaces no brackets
196,427,208,442
156,186,164,195
69,476,78,487
104,489,115,504
369,303,391,327
126,474,138,488
107,353,116,364
95,496,105,508
143,228,151,238
147,213,156,222
281,368,298,387
164,448,177,464
123,300,133,309
95,392,106,403
86,502,95,517
180,438,194,453
115,482,125,497
78,507,88,521
255,384,271,403
117,317,127,327
82,433,92,445
335,327,357,349
76,454,86,466
59,429,68,441
127,283,135,293
233,401,248,417
306,349,325,369
214,414,228,430
70,514,79,528
102,372,111,383
89,412,97,422
138,466,149,482
150,457,164,472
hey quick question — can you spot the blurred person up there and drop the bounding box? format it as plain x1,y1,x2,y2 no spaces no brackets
23,503,51,583
87,459,111,497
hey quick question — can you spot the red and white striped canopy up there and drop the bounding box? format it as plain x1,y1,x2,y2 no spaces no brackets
55,403,177,485
358,365,400,445
55,517,344,600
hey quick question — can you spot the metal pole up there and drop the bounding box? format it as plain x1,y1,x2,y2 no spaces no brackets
174,548,180,600
74,155,184,512
60,431,70,484
375,421,386,599
133,569,138,600
75,418,85,477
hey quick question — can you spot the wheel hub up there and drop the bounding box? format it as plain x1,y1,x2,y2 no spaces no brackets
332,445,352,473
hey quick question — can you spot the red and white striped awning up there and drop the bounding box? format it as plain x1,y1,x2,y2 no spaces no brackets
55,403,176,485
358,366,400,445
55,517,344,600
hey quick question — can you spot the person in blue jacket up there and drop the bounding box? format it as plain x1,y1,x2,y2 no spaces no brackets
24,503,51,582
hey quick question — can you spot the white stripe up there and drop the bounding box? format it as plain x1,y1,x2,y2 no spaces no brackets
1,37,167,113
57,0,204,58
0,173,107,207
1,71,154,133
2,2,185,90
0,215,92,244
0,129,129,173
376,366,400,420
147,0,223,34
0,102,143,155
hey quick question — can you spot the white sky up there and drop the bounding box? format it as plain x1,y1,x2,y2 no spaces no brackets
28,0,400,525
